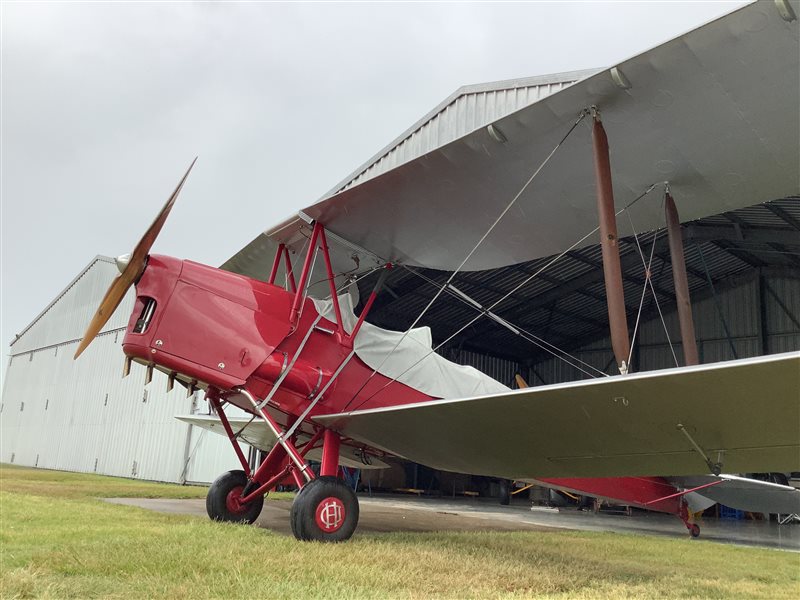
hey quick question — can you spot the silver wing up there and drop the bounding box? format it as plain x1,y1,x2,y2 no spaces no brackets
315,352,800,479
670,474,800,515
227,1,799,275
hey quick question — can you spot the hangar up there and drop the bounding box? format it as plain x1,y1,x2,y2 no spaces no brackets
2,2,799,502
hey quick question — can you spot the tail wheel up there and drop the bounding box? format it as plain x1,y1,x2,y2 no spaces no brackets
290,476,359,542
206,470,264,524
689,523,701,538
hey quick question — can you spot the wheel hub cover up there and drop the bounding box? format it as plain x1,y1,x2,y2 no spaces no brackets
226,486,245,513
315,496,346,532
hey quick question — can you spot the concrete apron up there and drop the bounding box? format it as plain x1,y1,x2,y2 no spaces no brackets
104,496,800,551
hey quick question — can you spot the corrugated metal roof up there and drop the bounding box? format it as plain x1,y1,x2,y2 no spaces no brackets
356,197,800,363
9,256,134,354
325,69,600,196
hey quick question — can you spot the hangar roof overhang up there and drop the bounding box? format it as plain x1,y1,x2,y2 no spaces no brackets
350,196,800,366
220,1,799,367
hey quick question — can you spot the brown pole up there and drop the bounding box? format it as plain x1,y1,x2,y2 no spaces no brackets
665,191,699,366
592,111,631,374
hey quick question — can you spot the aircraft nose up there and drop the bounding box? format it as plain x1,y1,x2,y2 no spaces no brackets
115,253,132,273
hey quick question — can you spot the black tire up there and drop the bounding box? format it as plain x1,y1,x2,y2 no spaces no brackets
499,479,511,506
206,470,264,524
689,523,701,538
290,476,359,542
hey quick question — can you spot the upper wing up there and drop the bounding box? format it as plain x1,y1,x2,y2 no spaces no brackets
314,352,800,479
226,1,799,274
671,474,800,515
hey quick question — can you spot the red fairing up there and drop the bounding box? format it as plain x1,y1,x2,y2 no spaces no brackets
122,255,293,390
538,476,682,515
122,254,430,417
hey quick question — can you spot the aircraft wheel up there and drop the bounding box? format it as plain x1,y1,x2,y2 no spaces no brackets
689,523,700,538
290,476,359,542
206,470,264,524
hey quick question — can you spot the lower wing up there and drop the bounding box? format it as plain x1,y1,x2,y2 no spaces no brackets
176,414,390,470
315,352,800,479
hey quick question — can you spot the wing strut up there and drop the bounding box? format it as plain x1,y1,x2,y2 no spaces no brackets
665,188,700,366
591,107,630,374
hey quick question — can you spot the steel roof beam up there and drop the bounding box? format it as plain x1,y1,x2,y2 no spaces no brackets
684,224,800,245
764,201,800,231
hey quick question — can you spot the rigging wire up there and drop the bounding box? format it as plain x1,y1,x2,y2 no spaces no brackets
342,110,589,409
624,204,679,367
400,265,608,379
345,181,662,412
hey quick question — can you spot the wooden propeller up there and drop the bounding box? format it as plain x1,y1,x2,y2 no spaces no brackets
73,158,197,359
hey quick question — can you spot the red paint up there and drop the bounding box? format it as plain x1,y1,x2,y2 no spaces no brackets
208,395,251,477
268,243,284,285
240,464,293,504
315,496,346,532
116,223,697,534
250,442,289,487
283,247,297,293
538,476,681,515
320,430,341,477
289,223,321,328
225,485,246,514
269,244,298,293
318,227,345,341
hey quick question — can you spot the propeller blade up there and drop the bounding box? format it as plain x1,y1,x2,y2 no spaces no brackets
73,270,137,359
127,157,197,278
73,158,197,359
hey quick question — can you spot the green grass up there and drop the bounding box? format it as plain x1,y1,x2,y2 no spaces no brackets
1,464,798,599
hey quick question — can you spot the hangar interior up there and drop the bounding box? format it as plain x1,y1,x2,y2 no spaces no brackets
2,65,799,506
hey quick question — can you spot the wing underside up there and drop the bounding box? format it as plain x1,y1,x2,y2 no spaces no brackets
314,353,800,480
224,1,800,276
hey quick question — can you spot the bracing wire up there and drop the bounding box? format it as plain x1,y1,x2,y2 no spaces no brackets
342,110,590,410
345,181,662,412
625,204,680,367
401,265,608,379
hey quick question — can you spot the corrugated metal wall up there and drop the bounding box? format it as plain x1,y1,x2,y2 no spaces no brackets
3,257,796,483
0,258,244,484
531,272,800,384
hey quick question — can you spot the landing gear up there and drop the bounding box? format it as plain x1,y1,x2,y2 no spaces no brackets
206,469,264,524
678,500,701,538
290,476,359,542
208,389,358,541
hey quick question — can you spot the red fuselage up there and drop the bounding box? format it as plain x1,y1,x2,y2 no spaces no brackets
122,255,429,419
122,255,689,520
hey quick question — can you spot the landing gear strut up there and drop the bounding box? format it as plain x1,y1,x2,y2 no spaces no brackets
679,500,701,538
206,408,360,542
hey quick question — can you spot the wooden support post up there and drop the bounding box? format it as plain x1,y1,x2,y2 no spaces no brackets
665,191,699,366
591,110,631,374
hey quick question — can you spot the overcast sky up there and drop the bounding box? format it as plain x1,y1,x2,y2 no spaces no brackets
1,0,749,376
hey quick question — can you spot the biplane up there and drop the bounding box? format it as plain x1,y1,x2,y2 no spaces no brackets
75,1,800,541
